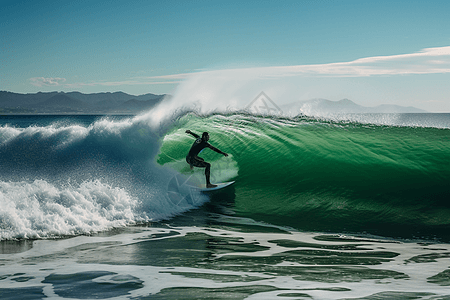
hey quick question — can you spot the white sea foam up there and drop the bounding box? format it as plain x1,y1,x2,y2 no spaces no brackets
0,179,144,240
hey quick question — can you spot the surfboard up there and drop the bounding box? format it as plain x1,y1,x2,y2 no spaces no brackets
199,181,235,192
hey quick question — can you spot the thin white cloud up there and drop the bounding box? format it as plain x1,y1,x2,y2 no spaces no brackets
168,46,450,78
29,46,450,90
265,46,450,77
43,74,188,89
133,73,192,80
123,46,450,82
64,80,179,88
29,77,66,87
354,46,450,63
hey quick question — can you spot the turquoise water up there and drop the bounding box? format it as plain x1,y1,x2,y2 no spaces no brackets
1,113,450,299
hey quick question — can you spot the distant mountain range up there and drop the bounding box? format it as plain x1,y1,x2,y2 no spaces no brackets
280,98,427,115
0,92,427,115
0,91,167,114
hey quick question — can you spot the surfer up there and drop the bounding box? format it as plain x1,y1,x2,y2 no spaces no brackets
185,130,228,188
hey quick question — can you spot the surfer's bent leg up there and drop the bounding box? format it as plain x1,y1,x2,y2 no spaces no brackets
187,156,216,187
205,162,211,184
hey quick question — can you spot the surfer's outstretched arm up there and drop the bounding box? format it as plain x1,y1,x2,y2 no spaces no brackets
208,144,228,157
185,130,200,139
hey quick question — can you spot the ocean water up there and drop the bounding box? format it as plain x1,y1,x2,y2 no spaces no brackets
1,112,450,299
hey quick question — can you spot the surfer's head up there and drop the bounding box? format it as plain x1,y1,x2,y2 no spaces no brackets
202,132,209,141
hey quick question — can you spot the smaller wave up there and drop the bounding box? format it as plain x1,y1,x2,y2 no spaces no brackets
0,179,145,240
0,115,216,240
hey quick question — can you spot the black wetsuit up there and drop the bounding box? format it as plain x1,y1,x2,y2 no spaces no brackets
186,136,222,167
186,131,226,186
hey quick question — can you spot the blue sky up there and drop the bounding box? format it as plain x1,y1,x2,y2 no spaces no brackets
1,0,450,111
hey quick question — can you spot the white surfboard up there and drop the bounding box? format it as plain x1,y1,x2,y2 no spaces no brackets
199,181,235,192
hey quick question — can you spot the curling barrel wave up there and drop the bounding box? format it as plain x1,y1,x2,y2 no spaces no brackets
159,113,450,239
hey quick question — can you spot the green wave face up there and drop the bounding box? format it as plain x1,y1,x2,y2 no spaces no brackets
158,114,450,239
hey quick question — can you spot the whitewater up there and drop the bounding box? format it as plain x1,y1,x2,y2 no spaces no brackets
1,91,450,298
